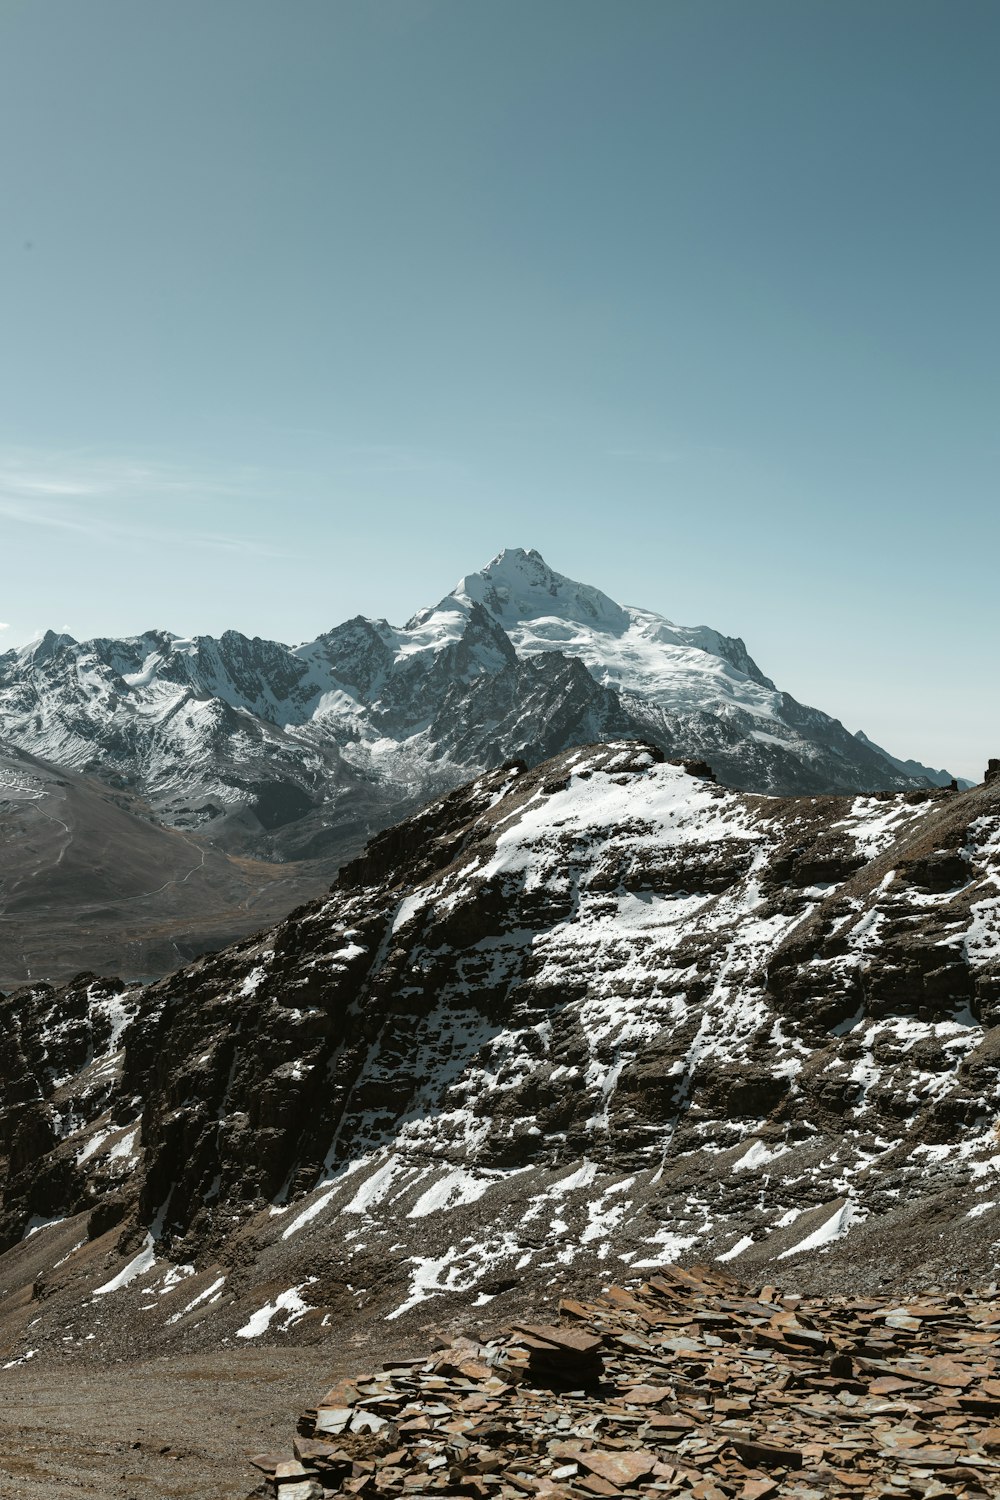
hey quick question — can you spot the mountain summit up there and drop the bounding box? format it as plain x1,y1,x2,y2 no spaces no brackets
446,546,777,690
451,546,633,631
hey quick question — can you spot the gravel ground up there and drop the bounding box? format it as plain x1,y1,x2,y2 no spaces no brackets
0,1347,362,1500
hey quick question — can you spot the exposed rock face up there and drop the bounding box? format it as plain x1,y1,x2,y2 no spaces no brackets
0,974,143,1246
0,551,961,879
0,745,997,1364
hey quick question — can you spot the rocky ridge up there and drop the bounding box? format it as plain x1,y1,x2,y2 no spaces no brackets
0,745,997,1369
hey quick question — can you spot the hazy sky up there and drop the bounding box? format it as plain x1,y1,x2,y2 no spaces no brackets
0,0,996,779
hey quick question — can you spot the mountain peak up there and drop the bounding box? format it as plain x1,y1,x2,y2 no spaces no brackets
455,547,630,631
486,545,548,574
17,628,77,665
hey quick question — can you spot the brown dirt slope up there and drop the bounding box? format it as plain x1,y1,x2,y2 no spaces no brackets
0,743,328,986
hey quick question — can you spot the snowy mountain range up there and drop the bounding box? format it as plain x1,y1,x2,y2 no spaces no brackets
0,548,962,870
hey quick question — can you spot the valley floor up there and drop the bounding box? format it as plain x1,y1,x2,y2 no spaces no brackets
0,1347,355,1500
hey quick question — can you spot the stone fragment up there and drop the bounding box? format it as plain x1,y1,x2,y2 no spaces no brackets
273,1460,325,1500
313,1407,353,1435
250,1452,286,1475
616,1383,672,1405
730,1438,803,1470
576,1449,656,1485
919,1357,976,1388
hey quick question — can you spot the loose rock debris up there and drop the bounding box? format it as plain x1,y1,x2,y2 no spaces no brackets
251,1263,1000,1499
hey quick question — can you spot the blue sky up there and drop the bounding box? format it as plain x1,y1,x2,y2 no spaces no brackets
0,0,996,778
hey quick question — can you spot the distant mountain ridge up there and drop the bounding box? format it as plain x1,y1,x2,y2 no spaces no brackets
854,728,965,789
0,548,962,871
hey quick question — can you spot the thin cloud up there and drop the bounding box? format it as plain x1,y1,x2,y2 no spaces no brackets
268,431,467,478
0,448,301,559
0,499,96,535
12,477,100,496
195,531,299,559
606,445,680,465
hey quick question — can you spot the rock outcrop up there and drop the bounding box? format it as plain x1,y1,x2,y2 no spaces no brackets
0,744,997,1367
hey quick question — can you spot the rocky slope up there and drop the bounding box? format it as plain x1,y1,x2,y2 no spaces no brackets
1,748,997,1369
0,551,961,878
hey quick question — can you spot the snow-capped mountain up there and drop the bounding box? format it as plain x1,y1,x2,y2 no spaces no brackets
1,748,997,1361
0,549,960,868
